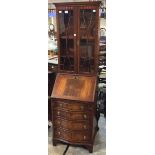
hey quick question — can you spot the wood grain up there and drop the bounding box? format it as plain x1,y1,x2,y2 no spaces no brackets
51,73,97,102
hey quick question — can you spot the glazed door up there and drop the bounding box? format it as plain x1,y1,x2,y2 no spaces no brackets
78,7,98,74
57,7,77,73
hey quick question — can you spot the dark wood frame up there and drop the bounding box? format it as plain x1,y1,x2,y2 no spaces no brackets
55,1,100,75
52,2,101,153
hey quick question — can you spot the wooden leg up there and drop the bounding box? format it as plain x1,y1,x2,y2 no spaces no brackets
85,145,93,153
96,125,99,131
53,140,57,146
96,113,100,131
89,147,93,153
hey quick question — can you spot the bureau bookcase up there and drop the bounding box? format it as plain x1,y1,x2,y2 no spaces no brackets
51,1,100,153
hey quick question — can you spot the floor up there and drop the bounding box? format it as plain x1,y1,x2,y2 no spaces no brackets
48,114,106,155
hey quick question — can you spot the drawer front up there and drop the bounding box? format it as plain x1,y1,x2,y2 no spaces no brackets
53,110,90,120
54,118,90,130
69,112,90,120
54,128,91,142
53,101,91,111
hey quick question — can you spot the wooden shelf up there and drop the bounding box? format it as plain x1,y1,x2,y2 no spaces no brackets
80,36,95,40
80,56,94,59
60,64,74,66
60,36,74,39
60,36,95,40
60,55,74,58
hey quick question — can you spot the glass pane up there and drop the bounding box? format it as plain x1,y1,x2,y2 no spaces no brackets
58,9,75,72
79,9,96,73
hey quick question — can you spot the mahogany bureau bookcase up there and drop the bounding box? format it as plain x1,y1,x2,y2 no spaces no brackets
51,1,101,153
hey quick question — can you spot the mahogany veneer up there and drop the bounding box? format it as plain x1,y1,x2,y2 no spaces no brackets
51,73,98,153
51,1,101,153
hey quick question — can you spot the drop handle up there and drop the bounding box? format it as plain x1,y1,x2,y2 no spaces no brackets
83,125,87,129
83,136,86,140
58,132,60,135
83,114,87,119
80,105,84,110
57,111,60,115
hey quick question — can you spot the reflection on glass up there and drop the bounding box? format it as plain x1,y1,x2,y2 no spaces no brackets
79,9,96,73
58,10,75,71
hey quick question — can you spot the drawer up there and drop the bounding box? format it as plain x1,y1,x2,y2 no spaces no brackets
54,128,91,142
54,118,90,130
53,101,91,111
53,110,90,120
69,112,90,120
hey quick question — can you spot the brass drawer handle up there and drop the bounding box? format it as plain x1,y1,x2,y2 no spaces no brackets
83,125,87,129
84,136,86,140
83,114,87,119
57,111,60,115
80,105,84,110
58,132,60,135
59,103,63,107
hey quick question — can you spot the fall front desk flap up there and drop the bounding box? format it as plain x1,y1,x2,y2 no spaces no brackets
51,73,97,102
